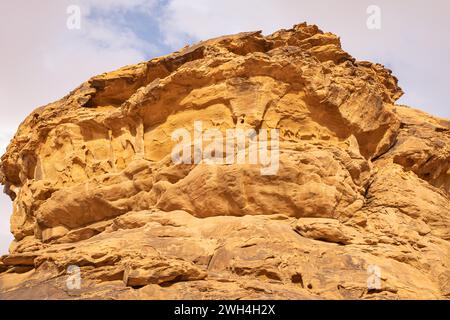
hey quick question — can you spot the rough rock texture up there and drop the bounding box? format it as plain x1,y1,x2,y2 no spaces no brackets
0,23,449,300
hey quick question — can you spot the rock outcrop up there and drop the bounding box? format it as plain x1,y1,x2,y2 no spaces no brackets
0,23,449,300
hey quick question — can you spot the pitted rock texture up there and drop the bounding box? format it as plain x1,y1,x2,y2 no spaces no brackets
0,23,449,300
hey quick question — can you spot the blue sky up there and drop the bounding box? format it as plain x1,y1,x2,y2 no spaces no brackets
86,0,173,57
0,0,449,254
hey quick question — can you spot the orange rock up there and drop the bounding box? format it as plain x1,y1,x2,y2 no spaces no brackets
0,23,449,300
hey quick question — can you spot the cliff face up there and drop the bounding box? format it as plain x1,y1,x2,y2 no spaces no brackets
0,23,449,299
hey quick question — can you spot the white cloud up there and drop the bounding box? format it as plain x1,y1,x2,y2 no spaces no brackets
160,0,306,48
0,0,158,131
79,0,156,14
80,18,148,51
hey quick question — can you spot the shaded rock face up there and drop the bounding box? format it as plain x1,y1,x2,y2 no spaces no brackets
0,23,449,300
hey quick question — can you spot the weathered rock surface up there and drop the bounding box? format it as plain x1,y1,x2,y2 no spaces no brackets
0,23,449,300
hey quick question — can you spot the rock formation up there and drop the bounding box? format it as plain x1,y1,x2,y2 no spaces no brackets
0,23,449,299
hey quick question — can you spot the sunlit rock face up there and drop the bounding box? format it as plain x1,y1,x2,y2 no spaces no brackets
0,23,449,300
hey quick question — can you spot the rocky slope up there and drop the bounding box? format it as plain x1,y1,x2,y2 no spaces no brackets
0,23,449,300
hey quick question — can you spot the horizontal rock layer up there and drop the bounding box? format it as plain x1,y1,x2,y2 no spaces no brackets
0,23,449,299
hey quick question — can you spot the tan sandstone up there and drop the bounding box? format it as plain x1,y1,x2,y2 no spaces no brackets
0,23,449,300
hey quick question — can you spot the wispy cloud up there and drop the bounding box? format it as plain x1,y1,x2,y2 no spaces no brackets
0,0,161,132
80,0,157,14
77,0,159,53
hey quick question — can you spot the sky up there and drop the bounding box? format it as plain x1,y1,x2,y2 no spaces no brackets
0,0,449,254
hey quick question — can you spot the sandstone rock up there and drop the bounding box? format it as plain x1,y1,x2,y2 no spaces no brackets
294,218,358,244
123,258,207,287
0,23,449,300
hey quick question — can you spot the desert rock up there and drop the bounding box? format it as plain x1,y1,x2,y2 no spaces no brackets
0,23,449,300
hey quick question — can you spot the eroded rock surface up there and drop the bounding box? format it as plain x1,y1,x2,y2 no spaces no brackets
0,23,449,300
